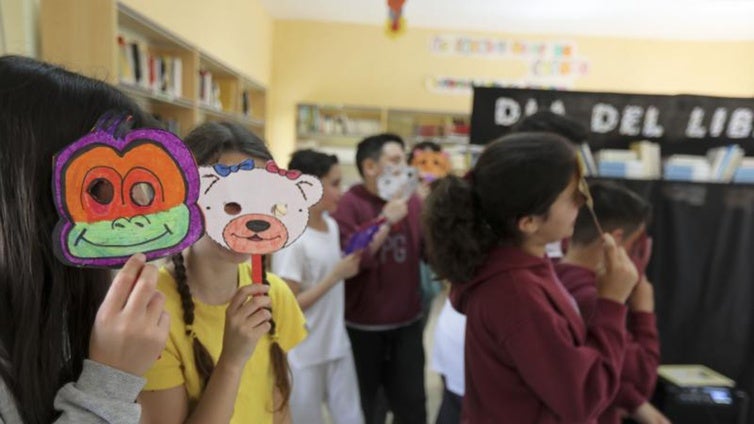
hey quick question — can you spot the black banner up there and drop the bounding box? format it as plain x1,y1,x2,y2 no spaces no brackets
471,87,754,154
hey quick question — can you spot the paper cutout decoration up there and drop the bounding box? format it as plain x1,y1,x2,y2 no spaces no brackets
410,149,451,183
344,216,388,255
52,113,204,268
377,164,419,201
386,0,406,36
198,160,323,256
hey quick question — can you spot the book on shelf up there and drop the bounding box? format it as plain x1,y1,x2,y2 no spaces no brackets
732,157,754,183
707,144,744,182
241,90,251,117
590,141,660,179
198,70,222,110
578,143,597,176
664,155,712,182
662,145,743,183
117,35,183,98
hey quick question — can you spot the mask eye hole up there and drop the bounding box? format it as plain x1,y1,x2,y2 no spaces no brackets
224,202,242,215
130,182,155,206
87,178,114,205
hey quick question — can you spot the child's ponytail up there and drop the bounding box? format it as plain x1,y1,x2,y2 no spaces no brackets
423,174,498,284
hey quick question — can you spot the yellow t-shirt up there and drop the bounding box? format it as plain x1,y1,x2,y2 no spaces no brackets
143,262,307,424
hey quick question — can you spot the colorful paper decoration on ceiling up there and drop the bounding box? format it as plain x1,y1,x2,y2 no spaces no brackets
386,0,406,37
52,112,204,268
198,160,323,256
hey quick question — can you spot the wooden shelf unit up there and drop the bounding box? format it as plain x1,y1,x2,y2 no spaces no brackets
41,0,266,137
295,103,473,185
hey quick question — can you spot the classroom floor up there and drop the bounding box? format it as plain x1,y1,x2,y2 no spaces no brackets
323,292,447,424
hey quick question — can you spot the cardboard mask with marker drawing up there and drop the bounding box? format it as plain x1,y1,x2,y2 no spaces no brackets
52,114,203,267
410,149,451,182
198,160,323,255
377,164,419,201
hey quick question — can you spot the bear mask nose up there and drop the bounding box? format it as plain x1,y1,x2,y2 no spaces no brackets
246,220,270,232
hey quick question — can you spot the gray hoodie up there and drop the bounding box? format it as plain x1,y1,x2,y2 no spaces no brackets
0,360,145,424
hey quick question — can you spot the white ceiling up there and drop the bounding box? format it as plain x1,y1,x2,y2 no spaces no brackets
260,0,754,41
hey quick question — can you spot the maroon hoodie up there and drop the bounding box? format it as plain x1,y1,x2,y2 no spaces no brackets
331,184,423,326
555,262,661,424
451,245,627,423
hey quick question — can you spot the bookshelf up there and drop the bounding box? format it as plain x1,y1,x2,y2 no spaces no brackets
40,0,266,137
295,104,475,186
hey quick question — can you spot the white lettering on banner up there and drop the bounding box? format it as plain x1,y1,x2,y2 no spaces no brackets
591,103,620,133
494,97,521,126
525,99,538,116
710,108,728,138
380,234,407,263
550,100,566,115
727,108,753,139
620,105,643,136
643,106,665,138
685,107,707,138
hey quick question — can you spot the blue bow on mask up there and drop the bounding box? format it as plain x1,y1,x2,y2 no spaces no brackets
214,159,255,177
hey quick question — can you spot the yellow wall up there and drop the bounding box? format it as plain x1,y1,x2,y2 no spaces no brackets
268,19,754,161
120,0,273,86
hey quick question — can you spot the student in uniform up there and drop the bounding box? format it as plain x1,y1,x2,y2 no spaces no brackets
423,132,638,423
556,181,668,424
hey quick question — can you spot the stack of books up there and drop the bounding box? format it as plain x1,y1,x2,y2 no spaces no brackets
117,35,182,98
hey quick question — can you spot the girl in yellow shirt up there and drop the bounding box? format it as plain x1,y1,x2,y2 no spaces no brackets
138,122,307,424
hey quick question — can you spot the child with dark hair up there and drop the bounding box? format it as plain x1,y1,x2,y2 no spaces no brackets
331,133,427,423
556,181,668,424
138,122,306,424
0,55,169,424
423,132,639,422
271,149,364,424
513,110,589,143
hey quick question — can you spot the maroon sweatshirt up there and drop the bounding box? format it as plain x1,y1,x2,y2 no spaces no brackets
451,245,627,423
555,262,661,424
331,184,423,326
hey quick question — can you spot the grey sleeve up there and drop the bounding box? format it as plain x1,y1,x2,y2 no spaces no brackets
53,359,146,424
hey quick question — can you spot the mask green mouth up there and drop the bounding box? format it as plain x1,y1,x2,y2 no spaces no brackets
67,204,190,258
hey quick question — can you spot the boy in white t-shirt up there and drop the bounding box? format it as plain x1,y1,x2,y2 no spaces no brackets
272,149,364,424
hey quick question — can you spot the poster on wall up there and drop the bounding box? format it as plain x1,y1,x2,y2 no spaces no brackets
427,35,590,96
471,86,754,154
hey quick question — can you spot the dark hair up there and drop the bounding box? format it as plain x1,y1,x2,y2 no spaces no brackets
355,133,405,177
183,121,273,164
0,55,150,424
408,140,442,163
570,181,652,245
423,132,579,284
288,149,338,178
513,111,588,143
174,122,291,411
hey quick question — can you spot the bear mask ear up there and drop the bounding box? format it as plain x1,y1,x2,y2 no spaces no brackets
295,174,324,207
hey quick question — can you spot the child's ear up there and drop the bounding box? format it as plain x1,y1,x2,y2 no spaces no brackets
517,215,540,236
362,158,379,178
611,228,625,245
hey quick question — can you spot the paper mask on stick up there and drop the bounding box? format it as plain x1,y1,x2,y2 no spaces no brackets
377,164,419,201
52,113,203,267
410,149,451,183
198,160,323,256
